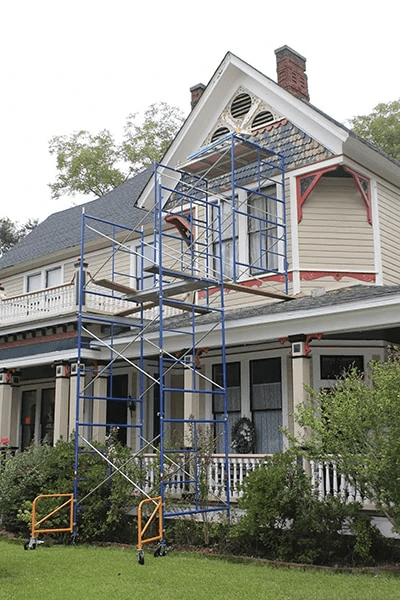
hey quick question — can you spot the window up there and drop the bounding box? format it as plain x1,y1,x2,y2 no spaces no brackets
248,186,279,274
213,362,241,453
320,355,364,380
250,357,282,454
212,197,238,280
46,267,62,288
26,267,62,292
27,273,42,293
20,387,55,449
210,186,283,281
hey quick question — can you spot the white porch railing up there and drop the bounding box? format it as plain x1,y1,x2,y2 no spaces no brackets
0,283,182,326
140,453,265,500
310,460,372,506
138,454,373,504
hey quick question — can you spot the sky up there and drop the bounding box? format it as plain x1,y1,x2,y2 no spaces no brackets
1,0,398,225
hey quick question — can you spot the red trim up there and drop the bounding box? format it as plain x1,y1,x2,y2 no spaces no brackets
343,166,372,224
198,273,293,299
297,165,372,225
297,166,338,222
300,271,375,282
165,214,194,246
304,333,323,356
279,333,323,355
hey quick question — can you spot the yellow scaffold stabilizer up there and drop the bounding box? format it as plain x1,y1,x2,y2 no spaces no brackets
24,493,74,550
137,496,166,565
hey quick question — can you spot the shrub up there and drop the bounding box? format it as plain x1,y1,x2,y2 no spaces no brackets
0,438,143,543
234,449,386,565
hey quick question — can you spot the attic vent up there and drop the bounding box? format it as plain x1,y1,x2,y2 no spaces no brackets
251,111,274,129
210,126,230,143
230,93,252,118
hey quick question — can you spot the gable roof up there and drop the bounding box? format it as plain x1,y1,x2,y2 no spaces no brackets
0,168,153,272
138,51,400,207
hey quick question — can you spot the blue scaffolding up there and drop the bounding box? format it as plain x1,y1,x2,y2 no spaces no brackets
73,132,287,543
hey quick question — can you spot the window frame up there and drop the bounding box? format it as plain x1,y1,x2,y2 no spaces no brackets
25,265,63,293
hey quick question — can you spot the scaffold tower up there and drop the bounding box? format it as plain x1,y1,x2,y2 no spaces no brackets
73,132,287,545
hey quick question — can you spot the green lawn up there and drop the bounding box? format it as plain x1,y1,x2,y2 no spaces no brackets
0,539,399,600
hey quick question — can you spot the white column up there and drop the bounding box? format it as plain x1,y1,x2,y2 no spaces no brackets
68,362,85,439
92,371,107,443
54,362,70,442
0,369,13,443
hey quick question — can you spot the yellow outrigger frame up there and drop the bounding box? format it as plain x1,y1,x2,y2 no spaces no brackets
137,496,164,564
25,493,74,550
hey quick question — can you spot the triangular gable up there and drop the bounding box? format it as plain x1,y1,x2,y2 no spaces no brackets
137,52,349,209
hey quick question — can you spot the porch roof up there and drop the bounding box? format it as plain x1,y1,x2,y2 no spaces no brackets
125,284,400,351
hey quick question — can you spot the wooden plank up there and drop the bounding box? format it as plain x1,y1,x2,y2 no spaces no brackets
163,299,211,315
127,270,217,303
223,281,294,301
93,278,138,295
115,302,156,316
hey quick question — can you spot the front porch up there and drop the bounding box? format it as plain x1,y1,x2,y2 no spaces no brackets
140,452,372,506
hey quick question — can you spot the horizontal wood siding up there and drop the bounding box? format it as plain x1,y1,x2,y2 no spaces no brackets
298,178,374,272
377,181,400,285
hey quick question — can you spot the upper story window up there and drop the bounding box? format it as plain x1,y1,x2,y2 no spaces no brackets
26,266,62,292
211,185,283,281
248,186,279,274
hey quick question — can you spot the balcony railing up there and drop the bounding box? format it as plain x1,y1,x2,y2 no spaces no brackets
0,282,182,327
0,283,76,325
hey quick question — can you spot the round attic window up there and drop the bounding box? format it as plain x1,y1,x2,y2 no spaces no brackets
251,110,274,129
230,93,252,118
210,126,230,143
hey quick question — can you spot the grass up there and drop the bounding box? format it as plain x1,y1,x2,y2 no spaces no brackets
0,539,399,600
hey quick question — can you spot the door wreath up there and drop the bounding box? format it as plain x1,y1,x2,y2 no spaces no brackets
231,417,256,454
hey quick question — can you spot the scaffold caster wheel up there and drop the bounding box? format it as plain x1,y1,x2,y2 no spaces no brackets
160,547,167,557
24,539,36,550
138,550,144,565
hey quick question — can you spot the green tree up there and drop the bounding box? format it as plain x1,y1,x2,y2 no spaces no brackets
349,99,400,160
0,217,38,256
49,102,184,199
294,350,400,533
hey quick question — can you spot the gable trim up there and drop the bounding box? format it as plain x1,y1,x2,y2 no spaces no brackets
297,165,372,224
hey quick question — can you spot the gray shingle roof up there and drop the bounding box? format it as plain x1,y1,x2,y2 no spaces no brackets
0,168,153,270
160,284,400,330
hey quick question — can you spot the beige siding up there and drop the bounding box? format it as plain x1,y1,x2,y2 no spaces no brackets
377,181,400,285
298,178,374,272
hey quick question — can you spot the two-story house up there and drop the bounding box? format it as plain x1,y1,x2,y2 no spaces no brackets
1,46,400,504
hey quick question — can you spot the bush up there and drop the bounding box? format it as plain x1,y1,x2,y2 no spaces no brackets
233,449,387,565
0,438,144,543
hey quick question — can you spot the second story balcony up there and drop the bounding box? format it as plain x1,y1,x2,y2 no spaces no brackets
0,281,182,329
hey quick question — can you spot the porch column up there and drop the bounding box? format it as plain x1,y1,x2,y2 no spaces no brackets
92,366,107,443
0,369,13,444
54,362,70,442
68,361,85,439
183,364,200,447
289,335,312,440
74,259,89,307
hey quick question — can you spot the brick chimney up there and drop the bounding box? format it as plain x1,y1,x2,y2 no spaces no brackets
274,46,309,101
190,83,206,110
